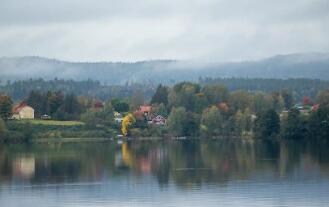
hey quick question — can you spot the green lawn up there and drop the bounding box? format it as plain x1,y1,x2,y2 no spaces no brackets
22,119,84,126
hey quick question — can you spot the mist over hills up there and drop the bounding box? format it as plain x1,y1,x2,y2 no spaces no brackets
1,53,329,84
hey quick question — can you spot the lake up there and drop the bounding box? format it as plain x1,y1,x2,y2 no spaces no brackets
1,139,329,207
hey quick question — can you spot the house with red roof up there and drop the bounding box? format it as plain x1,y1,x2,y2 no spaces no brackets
139,105,151,115
12,103,35,120
93,101,104,112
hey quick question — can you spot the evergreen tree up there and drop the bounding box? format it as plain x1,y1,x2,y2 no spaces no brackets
0,117,6,137
47,91,64,115
254,109,280,139
194,92,209,113
111,99,129,113
184,112,200,136
151,84,169,106
26,90,47,117
130,90,145,111
0,95,13,120
281,90,294,110
61,93,81,120
283,108,306,139
308,106,329,140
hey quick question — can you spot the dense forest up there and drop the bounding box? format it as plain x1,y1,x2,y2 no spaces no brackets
199,77,329,101
0,79,157,101
1,78,329,102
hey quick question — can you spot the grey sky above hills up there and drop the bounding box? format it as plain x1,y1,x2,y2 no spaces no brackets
0,0,328,62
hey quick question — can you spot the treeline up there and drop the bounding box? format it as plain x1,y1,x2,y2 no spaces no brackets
0,78,156,101
148,82,329,139
199,77,329,101
1,81,329,140
2,78,329,103
105,82,329,140
25,91,82,120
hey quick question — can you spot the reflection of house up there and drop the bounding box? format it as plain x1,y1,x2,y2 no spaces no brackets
13,156,35,178
12,103,34,120
140,157,151,173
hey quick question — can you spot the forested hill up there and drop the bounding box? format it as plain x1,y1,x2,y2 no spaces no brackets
1,53,329,84
1,78,329,102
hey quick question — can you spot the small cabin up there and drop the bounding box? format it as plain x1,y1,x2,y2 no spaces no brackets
93,101,104,112
150,115,166,126
12,103,35,120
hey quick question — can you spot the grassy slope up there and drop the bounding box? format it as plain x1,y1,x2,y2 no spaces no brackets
21,119,84,126
4,119,118,142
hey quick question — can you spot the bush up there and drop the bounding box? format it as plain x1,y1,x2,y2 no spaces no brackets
130,128,143,138
147,126,167,137
0,118,6,137
254,109,280,139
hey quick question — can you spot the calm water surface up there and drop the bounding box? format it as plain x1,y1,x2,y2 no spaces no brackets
1,139,329,207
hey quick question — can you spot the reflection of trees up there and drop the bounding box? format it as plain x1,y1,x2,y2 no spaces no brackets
279,140,302,177
1,139,329,187
0,143,117,184
303,141,329,176
164,140,328,189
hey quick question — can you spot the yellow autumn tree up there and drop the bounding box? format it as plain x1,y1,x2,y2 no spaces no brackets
121,113,135,136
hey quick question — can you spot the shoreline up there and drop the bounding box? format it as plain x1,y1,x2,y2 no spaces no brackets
29,135,255,144
32,137,114,143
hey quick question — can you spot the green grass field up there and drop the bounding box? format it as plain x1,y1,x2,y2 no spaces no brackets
22,119,84,126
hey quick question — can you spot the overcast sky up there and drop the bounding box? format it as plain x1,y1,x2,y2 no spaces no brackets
0,0,328,62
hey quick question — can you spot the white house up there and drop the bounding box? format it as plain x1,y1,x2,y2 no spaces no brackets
12,103,35,120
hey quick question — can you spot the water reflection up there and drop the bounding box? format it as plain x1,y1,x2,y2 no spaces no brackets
0,139,329,188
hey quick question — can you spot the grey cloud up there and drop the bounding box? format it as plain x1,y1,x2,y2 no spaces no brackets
0,0,328,61
1,0,328,25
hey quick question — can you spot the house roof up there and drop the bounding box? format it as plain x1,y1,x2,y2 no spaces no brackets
154,115,165,120
312,104,320,112
140,105,151,113
94,101,104,108
13,103,33,114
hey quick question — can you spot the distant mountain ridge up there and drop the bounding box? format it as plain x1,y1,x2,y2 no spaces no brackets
1,53,329,84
